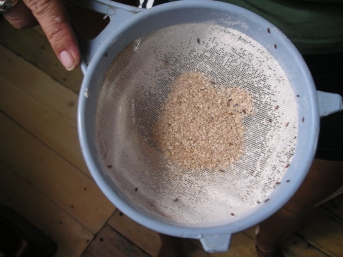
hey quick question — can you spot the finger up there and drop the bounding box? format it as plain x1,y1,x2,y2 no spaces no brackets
23,0,80,71
3,0,38,29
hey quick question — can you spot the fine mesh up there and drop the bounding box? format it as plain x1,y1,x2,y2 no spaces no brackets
96,23,298,226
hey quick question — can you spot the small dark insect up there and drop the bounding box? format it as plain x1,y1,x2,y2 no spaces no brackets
274,44,277,49
264,199,270,203
302,117,305,122
107,165,112,168
286,180,290,183
242,109,246,114
135,188,138,192
276,182,281,185
285,164,290,168
197,38,200,44
267,28,271,34
275,105,279,109
174,198,178,202
286,122,289,127
227,99,232,106
257,200,261,204
231,213,235,216
296,95,300,97
219,169,225,172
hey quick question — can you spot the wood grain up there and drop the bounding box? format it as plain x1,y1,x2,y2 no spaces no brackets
0,45,79,125
243,225,328,257
322,194,343,220
108,210,161,257
0,162,93,257
0,19,83,93
0,112,115,234
80,252,95,257
0,44,88,176
86,225,151,257
297,208,343,257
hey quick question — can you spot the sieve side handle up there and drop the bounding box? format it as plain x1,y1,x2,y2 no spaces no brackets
317,91,343,117
65,0,143,73
199,234,232,253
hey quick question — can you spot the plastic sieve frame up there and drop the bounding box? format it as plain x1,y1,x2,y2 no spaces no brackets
73,0,342,252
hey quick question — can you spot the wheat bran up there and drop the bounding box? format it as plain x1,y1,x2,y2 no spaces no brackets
152,71,254,171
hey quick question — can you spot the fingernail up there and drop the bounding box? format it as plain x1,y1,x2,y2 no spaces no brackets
59,50,76,71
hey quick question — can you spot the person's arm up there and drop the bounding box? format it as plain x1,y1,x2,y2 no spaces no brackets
4,0,80,71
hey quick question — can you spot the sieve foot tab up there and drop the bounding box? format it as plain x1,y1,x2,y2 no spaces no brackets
199,234,232,253
317,91,343,117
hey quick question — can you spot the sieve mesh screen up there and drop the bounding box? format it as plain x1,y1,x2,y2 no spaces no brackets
95,23,298,226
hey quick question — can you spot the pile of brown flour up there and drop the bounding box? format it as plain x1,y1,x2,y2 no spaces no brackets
152,72,254,170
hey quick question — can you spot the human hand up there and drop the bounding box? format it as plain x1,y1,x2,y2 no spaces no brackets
3,0,80,71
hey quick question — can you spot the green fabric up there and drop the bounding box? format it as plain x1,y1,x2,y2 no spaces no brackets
220,0,343,54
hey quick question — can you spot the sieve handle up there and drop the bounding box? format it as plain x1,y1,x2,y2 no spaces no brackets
199,234,232,253
65,0,143,73
317,91,343,117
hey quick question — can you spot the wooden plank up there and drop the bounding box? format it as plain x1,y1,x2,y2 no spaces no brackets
80,252,95,257
297,208,343,257
243,226,328,257
0,44,78,125
0,19,83,93
0,162,94,257
322,194,343,220
108,210,161,257
0,45,89,176
0,112,115,234
86,224,151,257
246,210,343,257
281,236,328,257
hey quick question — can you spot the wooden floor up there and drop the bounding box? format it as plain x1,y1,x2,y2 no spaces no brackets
1,18,343,257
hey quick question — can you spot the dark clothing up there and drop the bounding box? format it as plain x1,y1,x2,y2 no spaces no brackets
303,52,343,161
222,0,343,54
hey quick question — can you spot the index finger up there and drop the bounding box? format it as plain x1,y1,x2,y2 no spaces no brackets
23,0,80,71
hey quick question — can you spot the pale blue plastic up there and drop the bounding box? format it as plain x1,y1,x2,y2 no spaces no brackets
71,0,343,252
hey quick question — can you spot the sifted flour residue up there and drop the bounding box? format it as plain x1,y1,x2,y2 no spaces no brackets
151,71,255,171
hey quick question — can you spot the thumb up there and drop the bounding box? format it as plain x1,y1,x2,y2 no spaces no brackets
23,0,80,71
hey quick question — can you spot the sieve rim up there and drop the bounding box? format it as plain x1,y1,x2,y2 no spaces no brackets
77,0,319,240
